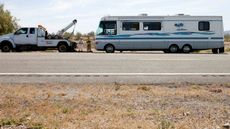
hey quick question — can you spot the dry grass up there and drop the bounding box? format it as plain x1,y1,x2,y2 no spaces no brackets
0,83,230,129
225,35,230,42
225,42,230,52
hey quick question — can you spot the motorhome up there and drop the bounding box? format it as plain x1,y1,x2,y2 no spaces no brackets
95,14,224,54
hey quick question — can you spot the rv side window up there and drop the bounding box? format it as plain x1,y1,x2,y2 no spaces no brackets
122,22,140,31
143,22,161,31
199,21,210,31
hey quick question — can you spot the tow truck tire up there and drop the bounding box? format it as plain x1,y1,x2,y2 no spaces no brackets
1,42,12,52
58,43,69,52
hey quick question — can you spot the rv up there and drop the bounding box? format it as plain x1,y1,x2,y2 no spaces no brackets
95,14,224,54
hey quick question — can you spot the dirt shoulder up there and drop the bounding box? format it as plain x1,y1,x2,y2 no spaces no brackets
0,83,230,129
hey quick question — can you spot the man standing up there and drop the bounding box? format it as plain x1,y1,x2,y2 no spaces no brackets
86,36,92,52
78,38,84,52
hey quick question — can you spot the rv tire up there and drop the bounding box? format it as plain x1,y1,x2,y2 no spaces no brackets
169,44,179,53
182,45,192,53
212,48,219,54
105,44,115,53
219,47,225,53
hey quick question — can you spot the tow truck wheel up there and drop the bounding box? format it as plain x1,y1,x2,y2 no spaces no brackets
1,43,12,52
58,44,68,52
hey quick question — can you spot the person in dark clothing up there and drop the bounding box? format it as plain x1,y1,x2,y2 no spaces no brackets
86,36,92,52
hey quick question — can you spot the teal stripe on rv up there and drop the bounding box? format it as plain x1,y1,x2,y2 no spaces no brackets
96,37,211,40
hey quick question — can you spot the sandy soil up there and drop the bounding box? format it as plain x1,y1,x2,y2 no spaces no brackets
0,83,230,129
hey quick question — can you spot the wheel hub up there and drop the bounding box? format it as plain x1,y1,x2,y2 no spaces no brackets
107,47,113,51
60,45,67,51
3,46,10,51
170,47,177,53
183,46,190,51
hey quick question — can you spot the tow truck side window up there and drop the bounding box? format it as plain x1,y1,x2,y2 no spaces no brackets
15,28,28,35
96,21,117,35
38,28,45,37
29,28,35,34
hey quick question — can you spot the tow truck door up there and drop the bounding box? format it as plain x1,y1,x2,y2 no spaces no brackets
13,28,29,45
27,28,37,45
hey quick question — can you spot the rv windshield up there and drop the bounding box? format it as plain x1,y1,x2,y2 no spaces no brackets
96,21,117,35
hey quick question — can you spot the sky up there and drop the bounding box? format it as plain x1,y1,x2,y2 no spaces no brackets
0,0,230,33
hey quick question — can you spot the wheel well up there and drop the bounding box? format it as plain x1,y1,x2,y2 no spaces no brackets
182,44,192,49
104,44,115,50
57,41,68,47
1,40,13,48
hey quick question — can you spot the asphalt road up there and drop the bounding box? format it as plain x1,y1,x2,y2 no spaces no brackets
0,52,230,84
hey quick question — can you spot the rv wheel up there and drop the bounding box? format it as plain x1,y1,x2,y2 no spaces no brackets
182,45,192,53
169,45,179,53
212,48,219,54
105,44,115,53
219,47,225,53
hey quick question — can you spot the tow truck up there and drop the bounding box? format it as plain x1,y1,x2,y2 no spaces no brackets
0,19,77,52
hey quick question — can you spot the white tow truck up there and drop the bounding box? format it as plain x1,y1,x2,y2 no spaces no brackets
0,19,77,52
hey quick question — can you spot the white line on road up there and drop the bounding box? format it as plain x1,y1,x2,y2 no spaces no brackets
0,73,230,76
140,59,202,61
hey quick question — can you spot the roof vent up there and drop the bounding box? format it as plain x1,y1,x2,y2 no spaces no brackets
138,13,148,16
177,14,185,16
176,14,190,16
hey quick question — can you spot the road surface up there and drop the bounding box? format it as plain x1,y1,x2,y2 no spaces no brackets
0,52,230,84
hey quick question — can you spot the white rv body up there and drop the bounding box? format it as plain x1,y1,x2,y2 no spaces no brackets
95,15,224,53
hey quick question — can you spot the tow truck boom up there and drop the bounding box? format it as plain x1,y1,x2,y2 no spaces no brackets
58,19,77,36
